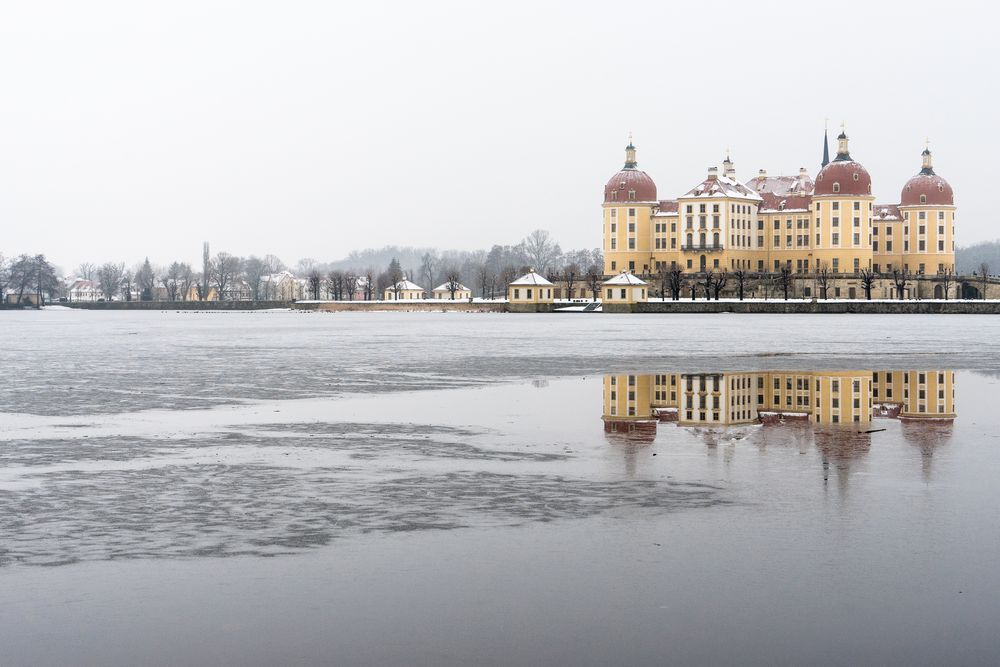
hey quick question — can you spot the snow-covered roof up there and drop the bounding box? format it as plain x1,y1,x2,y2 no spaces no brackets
747,172,814,212
602,272,647,286
510,271,554,286
680,173,763,202
432,282,470,292
873,204,902,221
390,279,424,291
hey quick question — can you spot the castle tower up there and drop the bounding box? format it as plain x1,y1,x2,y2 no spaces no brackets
603,136,658,276
897,146,956,286
812,130,875,276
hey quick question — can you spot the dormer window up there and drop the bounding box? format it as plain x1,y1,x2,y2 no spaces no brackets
938,184,944,192
628,190,636,200
611,191,617,201
833,183,840,193
920,194,927,204
853,173,859,181
868,184,872,194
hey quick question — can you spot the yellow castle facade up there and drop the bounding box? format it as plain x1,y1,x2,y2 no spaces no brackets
602,131,957,297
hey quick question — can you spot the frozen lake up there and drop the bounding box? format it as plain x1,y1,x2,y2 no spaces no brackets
1,310,1000,665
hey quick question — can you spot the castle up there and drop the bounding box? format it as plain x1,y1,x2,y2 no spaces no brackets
602,130,956,299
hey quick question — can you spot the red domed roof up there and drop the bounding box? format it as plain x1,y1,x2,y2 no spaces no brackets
604,168,657,203
814,132,872,197
604,140,657,203
900,150,953,206
815,160,872,196
901,174,953,206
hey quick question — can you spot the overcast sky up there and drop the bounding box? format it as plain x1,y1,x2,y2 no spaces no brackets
1,0,995,272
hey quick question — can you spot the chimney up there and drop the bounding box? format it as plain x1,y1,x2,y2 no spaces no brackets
758,168,767,179
707,166,718,180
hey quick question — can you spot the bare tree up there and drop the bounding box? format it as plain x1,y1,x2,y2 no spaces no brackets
669,268,683,300
733,269,749,300
712,270,728,300
419,252,438,295
445,268,462,300
892,268,909,300
500,264,519,296
585,265,602,301
816,266,831,300
176,263,194,301
8,255,59,306
343,270,358,301
521,229,562,274
296,258,317,275
700,271,714,300
327,270,344,300
98,262,126,301
937,270,953,300
563,262,580,300
212,252,242,301
243,256,268,301
308,270,322,300
777,268,792,300
859,268,878,300
478,264,494,300
980,262,990,300
364,267,376,301
75,262,97,280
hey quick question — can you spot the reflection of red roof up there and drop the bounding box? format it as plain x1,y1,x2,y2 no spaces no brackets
603,420,657,444
604,169,657,203
815,160,872,196
901,173,954,206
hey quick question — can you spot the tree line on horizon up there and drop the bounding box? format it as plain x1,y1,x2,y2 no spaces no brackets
0,230,602,303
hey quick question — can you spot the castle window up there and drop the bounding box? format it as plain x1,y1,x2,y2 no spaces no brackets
854,201,860,210
610,223,616,233
833,183,841,193
610,208,617,218
628,208,636,217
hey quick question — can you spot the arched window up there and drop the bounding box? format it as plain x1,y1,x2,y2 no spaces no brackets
713,232,720,247
699,232,706,246
833,183,841,193
686,233,693,247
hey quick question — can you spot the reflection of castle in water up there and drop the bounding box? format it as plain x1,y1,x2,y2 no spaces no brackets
604,370,955,431
603,370,956,482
